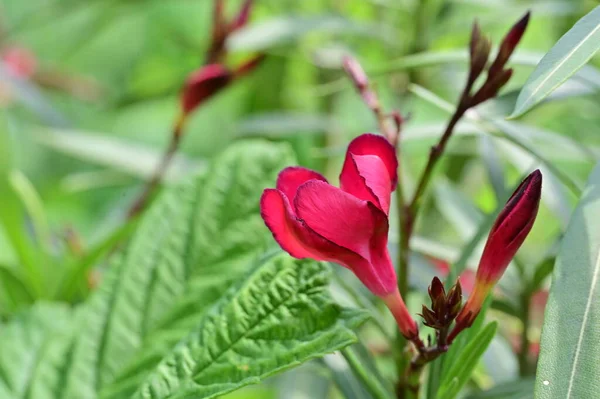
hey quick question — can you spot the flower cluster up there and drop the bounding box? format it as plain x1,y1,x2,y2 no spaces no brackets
259,12,539,349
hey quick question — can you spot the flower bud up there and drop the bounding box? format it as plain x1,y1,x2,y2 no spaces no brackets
342,56,379,111
468,22,491,85
230,0,253,31
488,12,530,78
449,170,542,342
471,68,513,106
181,64,232,115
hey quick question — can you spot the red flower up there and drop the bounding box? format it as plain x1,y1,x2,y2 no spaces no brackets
449,170,542,341
261,134,418,339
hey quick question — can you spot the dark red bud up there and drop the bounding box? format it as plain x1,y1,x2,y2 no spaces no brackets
231,0,253,31
471,68,513,106
447,280,462,307
468,22,491,85
469,21,481,59
478,169,542,285
181,64,232,115
488,12,530,77
429,276,446,300
420,305,438,328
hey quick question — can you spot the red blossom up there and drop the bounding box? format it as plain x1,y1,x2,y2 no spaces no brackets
260,134,417,339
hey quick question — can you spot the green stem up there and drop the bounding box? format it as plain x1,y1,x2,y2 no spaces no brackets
332,272,394,342
518,292,532,376
127,114,185,218
342,348,392,399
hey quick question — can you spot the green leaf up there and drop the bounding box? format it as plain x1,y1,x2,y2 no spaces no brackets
530,258,555,293
0,264,35,314
511,6,600,118
339,345,394,399
437,322,498,399
226,15,396,52
0,303,72,399
26,140,296,399
535,163,600,399
466,378,534,399
236,112,333,137
34,128,204,181
131,255,368,399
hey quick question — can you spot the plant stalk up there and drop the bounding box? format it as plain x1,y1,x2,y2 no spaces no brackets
518,292,532,376
127,114,186,218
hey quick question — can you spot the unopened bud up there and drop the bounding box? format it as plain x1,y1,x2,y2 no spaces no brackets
449,170,542,342
468,22,491,85
181,64,232,115
471,68,513,106
230,0,253,31
488,12,530,78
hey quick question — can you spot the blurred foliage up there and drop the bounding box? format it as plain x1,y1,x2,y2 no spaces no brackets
0,0,599,398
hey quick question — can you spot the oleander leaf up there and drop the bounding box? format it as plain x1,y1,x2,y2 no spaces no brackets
511,6,600,118
535,163,600,399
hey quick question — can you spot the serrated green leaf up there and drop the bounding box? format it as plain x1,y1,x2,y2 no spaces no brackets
132,255,368,399
437,322,498,399
0,303,72,399
26,140,295,399
535,163,600,399
510,6,600,118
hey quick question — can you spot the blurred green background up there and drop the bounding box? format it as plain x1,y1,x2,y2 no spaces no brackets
0,0,598,397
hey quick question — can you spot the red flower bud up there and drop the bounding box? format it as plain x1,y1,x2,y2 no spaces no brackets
488,12,530,78
468,22,491,85
342,56,379,111
208,0,255,63
181,64,232,115
450,170,542,341
230,0,253,31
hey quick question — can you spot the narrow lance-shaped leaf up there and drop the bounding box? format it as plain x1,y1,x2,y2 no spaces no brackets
535,162,600,399
510,6,600,118
437,322,498,399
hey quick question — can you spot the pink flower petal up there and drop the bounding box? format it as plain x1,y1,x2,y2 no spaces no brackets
260,188,356,261
340,134,398,213
352,154,393,213
294,180,397,295
276,167,327,212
